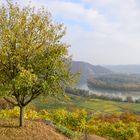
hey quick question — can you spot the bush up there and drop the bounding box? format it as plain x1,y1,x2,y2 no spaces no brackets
0,107,19,119
55,124,77,138
49,109,87,132
88,115,140,140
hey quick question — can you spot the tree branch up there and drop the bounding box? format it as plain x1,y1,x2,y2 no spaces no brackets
23,88,42,106
3,97,18,106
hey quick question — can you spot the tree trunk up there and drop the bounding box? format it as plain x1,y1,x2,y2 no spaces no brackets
84,129,88,140
19,106,24,127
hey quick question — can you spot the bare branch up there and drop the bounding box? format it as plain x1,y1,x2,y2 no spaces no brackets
23,89,42,106
3,97,18,106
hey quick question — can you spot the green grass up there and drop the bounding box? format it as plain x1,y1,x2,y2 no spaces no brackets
32,95,140,114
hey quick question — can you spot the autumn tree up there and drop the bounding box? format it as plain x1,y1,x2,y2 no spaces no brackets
0,2,75,127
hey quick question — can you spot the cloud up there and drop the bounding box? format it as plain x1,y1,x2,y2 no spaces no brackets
2,0,140,64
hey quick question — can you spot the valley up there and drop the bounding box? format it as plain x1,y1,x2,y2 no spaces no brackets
72,61,140,101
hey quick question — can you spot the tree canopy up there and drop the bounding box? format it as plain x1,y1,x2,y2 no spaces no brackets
0,2,75,126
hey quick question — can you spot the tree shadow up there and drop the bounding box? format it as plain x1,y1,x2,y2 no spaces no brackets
0,125,19,128
0,119,20,128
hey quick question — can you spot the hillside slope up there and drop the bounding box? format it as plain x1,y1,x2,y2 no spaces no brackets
0,119,108,140
0,119,69,140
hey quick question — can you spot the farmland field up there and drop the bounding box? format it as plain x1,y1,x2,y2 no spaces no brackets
32,95,140,114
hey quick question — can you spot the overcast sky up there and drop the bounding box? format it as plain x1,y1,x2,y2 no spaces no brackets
1,0,140,65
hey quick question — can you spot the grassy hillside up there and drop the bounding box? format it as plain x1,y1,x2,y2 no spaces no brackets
0,97,139,140
0,119,109,140
0,101,139,140
0,119,69,140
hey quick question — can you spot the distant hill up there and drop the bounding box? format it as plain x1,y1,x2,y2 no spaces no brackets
104,65,140,74
71,61,112,87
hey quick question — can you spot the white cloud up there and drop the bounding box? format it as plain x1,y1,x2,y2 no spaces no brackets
2,0,140,64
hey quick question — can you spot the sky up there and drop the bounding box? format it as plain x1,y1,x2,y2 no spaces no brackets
1,0,140,65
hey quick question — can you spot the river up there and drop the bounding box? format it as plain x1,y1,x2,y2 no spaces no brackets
79,84,140,100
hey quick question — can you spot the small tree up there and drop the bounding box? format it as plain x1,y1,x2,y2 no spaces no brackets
126,96,133,103
0,2,75,127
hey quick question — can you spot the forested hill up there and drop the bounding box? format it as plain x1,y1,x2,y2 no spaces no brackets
71,61,112,86
88,73,140,91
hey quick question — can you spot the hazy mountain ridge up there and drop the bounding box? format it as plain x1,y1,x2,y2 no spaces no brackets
104,65,140,74
71,61,112,86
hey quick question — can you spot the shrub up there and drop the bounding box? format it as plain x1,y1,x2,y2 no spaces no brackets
49,109,87,132
55,124,77,138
